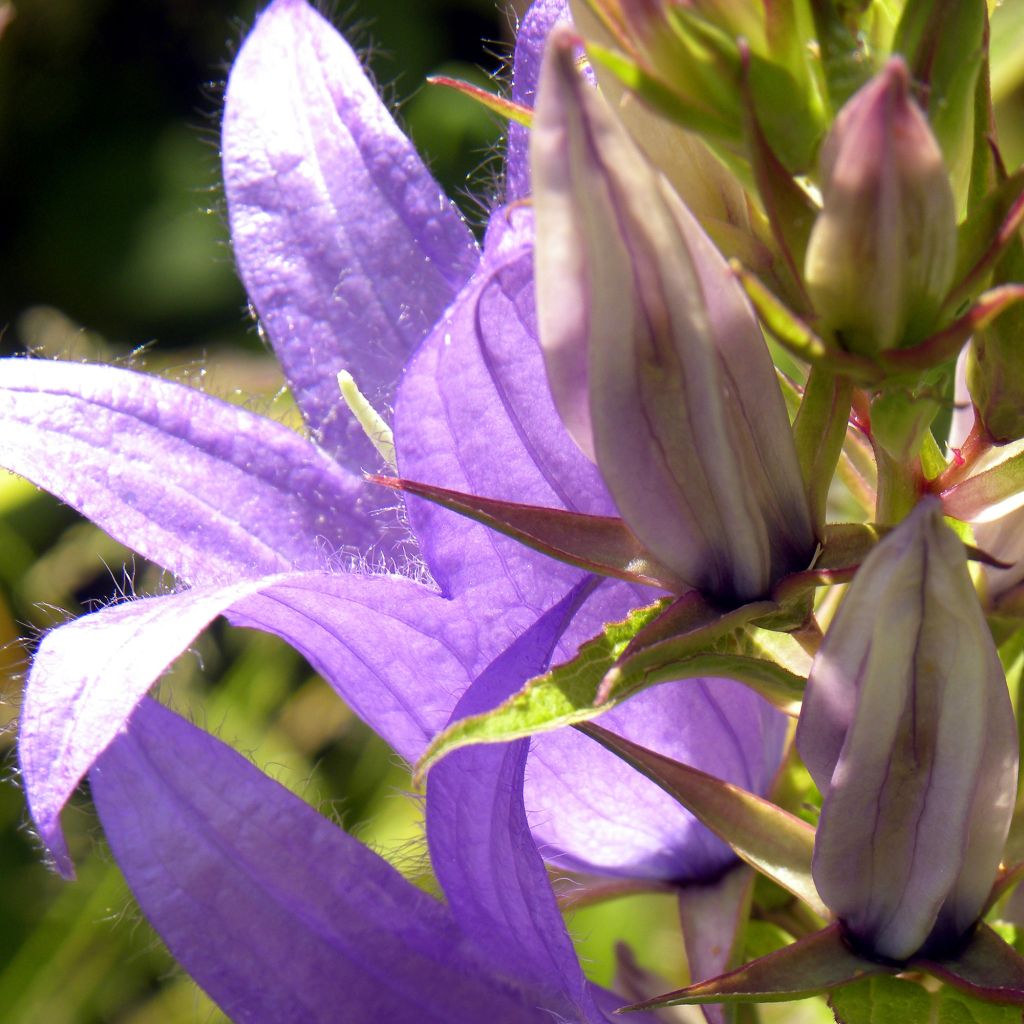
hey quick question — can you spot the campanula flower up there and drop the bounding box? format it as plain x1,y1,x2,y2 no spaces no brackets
85,596,662,1021
1,5,785,1012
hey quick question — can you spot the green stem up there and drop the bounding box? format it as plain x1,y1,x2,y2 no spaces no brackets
874,445,922,525
793,368,854,532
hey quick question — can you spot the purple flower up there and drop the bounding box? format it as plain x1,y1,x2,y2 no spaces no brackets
87,595,655,1022
796,500,1018,961
2,0,785,1014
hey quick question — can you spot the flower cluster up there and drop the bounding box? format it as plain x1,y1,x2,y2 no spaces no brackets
7,0,1024,1020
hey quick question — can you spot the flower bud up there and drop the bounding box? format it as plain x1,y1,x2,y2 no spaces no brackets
532,28,815,605
804,58,957,355
796,500,1017,962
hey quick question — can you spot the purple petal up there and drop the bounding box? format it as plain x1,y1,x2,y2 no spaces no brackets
526,684,786,880
20,575,298,877
226,573,483,761
472,227,613,517
506,0,572,201
427,586,611,1021
526,579,787,880
232,572,782,886
223,0,479,471
90,699,548,1024
0,359,382,584
678,866,754,1024
394,210,612,618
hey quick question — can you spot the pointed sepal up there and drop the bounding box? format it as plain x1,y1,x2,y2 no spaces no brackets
576,723,825,917
427,76,534,127
917,925,1024,1006
370,475,686,590
940,446,1024,522
621,924,885,1011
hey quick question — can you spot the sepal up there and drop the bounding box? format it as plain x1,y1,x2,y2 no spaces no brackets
370,475,686,590
621,924,884,1011
917,925,1024,1006
426,76,534,127
576,723,824,916
940,446,1024,522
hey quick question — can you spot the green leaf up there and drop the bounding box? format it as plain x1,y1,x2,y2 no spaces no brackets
584,40,740,143
829,975,932,1024
622,924,886,1010
414,599,668,779
892,0,986,207
746,50,824,173
576,723,826,916
936,988,1024,1024
415,597,806,780
948,170,1024,312
831,975,1024,1024
599,605,807,713
807,0,876,112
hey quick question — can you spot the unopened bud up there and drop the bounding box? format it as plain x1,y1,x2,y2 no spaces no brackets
532,28,814,605
804,58,957,355
796,500,1017,961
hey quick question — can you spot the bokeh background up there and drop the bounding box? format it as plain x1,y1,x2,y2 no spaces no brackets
0,2,693,1021
6,1,1024,1021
